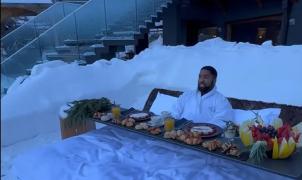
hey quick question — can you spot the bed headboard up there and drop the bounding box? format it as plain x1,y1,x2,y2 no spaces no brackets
143,88,302,126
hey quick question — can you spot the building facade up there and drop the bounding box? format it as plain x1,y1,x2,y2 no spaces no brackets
163,0,302,46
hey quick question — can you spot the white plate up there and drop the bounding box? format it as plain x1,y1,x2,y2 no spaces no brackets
130,113,149,119
190,126,214,134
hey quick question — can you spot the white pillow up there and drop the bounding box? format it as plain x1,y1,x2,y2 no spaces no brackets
233,108,281,126
150,93,178,115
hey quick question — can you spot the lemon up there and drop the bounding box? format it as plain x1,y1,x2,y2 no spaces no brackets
287,137,296,155
272,118,283,129
272,137,279,159
279,138,290,159
240,131,253,146
240,120,253,132
239,120,255,147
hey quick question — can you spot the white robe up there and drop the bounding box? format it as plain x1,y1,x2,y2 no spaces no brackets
172,87,233,128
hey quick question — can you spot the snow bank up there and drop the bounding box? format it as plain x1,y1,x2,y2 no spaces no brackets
1,38,302,146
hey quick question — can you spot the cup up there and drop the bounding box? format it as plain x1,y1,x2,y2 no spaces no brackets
149,116,162,126
164,117,175,132
224,125,237,141
161,111,171,119
111,105,121,120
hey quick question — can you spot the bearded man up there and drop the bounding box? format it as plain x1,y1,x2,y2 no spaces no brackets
172,66,233,128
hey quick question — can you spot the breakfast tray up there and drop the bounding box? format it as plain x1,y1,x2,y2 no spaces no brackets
90,108,302,179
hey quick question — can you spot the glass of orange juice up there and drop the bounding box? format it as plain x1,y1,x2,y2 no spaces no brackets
164,117,175,132
111,105,121,120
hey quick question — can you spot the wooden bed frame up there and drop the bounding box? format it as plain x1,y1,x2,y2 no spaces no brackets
60,88,302,139
143,88,302,126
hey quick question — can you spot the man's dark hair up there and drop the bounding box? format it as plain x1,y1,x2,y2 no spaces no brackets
201,66,217,79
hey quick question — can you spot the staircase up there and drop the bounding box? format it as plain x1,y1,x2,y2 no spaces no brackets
43,0,173,63
1,0,175,96
1,1,84,61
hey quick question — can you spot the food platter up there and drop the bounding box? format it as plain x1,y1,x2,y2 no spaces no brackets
91,108,302,179
184,123,223,138
129,112,151,122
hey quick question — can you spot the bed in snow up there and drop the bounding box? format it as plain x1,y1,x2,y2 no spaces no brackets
13,126,295,180
143,88,302,126
12,88,302,180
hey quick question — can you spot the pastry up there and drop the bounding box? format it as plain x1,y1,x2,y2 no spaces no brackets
135,122,149,130
164,130,177,139
202,139,222,151
149,127,161,135
121,118,135,127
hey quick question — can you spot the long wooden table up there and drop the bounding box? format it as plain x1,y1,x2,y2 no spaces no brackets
89,109,302,179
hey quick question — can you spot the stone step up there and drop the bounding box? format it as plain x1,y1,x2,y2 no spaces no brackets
95,30,139,39
64,39,102,46
145,19,154,29
45,53,81,61
94,45,125,56
101,38,135,46
55,45,94,53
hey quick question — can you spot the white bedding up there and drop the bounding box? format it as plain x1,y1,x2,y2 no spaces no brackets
13,126,291,180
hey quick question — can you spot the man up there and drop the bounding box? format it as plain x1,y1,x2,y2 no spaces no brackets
172,66,233,128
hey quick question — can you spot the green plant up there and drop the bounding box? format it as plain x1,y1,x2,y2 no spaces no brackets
64,97,112,127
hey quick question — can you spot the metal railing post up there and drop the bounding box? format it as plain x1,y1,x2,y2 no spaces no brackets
135,0,138,31
33,19,43,59
104,0,108,35
73,14,81,60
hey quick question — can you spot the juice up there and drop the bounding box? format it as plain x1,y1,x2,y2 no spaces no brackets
112,106,121,120
164,118,175,131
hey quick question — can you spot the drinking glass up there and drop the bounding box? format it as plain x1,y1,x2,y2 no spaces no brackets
164,117,175,132
111,105,121,120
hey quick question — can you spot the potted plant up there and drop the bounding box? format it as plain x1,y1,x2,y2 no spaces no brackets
60,97,112,139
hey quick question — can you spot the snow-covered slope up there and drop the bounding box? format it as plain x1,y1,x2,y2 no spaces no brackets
1,38,302,146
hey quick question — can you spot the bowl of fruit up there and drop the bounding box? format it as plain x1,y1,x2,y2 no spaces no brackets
239,119,300,163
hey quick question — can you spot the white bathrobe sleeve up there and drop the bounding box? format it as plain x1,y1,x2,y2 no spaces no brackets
171,93,187,120
211,96,234,128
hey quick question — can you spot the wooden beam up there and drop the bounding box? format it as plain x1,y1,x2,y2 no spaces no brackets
228,15,282,25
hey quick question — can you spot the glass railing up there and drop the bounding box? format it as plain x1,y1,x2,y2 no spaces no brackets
1,2,83,60
1,0,169,97
106,0,136,35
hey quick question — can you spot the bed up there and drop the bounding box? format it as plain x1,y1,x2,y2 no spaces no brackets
12,126,291,180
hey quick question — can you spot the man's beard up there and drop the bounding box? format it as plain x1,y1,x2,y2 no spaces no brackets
198,82,214,95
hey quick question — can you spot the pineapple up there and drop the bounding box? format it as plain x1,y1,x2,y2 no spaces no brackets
249,141,267,163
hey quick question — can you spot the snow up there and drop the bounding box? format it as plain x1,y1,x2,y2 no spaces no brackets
2,37,302,146
83,51,96,56
1,74,16,96
91,44,104,48
149,35,163,47
1,37,302,179
1,131,60,180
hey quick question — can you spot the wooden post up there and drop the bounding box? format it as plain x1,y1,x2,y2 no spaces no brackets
226,24,232,41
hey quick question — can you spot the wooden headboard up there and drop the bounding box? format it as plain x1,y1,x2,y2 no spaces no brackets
143,88,302,126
